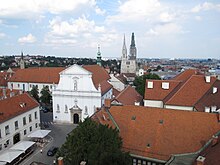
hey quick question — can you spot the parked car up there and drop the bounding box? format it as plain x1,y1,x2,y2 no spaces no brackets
40,106,50,113
47,146,58,156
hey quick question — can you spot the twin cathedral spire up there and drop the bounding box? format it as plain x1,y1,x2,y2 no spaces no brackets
120,32,137,74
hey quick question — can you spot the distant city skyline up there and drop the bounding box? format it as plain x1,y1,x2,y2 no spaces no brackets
0,0,220,59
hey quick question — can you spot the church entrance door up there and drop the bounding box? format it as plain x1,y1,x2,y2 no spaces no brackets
73,113,79,124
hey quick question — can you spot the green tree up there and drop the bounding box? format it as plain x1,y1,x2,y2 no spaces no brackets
40,86,52,105
134,73,161,96
57,118,131,165
29,85,39,102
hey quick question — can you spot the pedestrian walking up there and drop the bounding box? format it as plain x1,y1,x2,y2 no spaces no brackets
40,149,43,154
53,160,56,165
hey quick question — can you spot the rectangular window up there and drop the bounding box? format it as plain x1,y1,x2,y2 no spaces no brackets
35,111,38,119
5,125,10,135
0,144,2,150
29,126,32,132
5,140,9,148
0,129,1,138
24,129,26,135
23,117,26,125
15,121,19,130
35,123,38,128
29,114,32,122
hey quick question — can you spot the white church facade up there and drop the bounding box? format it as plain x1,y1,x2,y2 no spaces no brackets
52,64,112,124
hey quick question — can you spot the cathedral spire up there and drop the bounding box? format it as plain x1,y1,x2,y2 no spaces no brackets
96,44,102,67
129,32,137,60
20,51,25,69
122,34,127,59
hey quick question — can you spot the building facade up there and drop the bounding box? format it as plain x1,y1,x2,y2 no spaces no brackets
52,64,112,124
0,93,40,154
120,33,137,74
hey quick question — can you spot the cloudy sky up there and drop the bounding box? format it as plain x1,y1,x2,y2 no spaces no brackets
0,0,220,59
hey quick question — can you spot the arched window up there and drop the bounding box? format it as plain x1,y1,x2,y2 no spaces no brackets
57,104,60,112
74,80,77,91
65,105,68,113
84,106,88,115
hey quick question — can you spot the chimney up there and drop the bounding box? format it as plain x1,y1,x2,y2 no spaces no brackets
217,113,220,122
205,107,210,113
212,135,218,146
2,88,6,99
10,92,14,98
134,101,140,106
104,99,111,109
57,157,64,165
205,76,211,83
196,156,205,165
19,90,23,95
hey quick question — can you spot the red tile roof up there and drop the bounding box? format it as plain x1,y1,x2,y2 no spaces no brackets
9,67,65,84
0,71,8,87
144,80,181,101
113,88,120,98
114,85,142,105
83,65,110,88
93,106,220,161
195,136,220,165
173,69,203,82
165,75,216,107
0,93,39,123
99,80,112,95
195,80,220,112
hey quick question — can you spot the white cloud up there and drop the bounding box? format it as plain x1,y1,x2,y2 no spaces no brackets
191,2,220,13
44,16,116,47
0,0,95,19
48,16,105,37
159,12,175,23
146,23,182,36
195,16,202,21
18,33,36,43
0,33,6,38
95,6,106,15
107,0,162,22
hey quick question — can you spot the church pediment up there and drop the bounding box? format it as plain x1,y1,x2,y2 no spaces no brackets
60,64,92,75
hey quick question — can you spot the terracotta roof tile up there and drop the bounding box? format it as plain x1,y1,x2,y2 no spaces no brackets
112,88,120,98
114,85,142,105
165,75,216,107
144,80,181,101
195,80,220,112
9,67,65,84
99,80,112,95
0,93,39,123
82,65,110,88
94,106,220,161
195,136,220,165
173,69,203,82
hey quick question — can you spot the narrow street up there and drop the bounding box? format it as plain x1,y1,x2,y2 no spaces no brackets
20,111,76,165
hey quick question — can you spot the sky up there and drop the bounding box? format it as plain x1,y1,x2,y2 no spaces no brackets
0,0,220,59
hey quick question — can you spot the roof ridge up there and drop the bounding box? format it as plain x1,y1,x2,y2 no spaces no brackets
115,85,130,100
194,79,218,108
165,73,195,105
